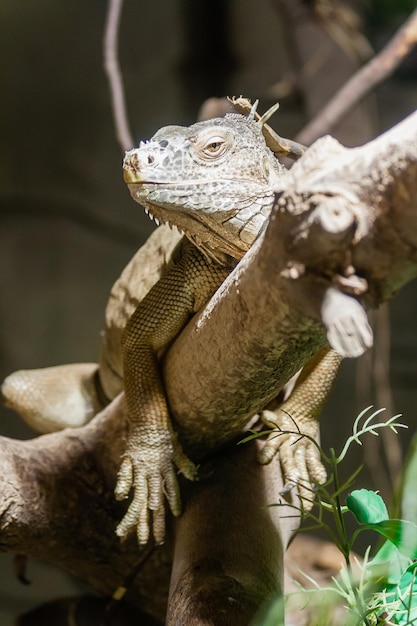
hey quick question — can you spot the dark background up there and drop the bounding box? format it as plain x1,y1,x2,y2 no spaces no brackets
0,1,416,623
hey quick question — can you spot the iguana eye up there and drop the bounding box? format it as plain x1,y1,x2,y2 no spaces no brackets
203,137,225,157
189,129,230,163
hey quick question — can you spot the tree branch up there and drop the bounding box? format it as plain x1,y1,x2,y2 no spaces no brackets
103,0,134,152
0,395,294,624
0,396,180,622
297,8,417,145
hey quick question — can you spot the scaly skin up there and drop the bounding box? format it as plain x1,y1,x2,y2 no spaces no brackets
1,106,342,545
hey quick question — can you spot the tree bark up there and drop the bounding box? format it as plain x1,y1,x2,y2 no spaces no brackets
167,440,290,626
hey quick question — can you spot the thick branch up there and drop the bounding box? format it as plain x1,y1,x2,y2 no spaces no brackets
0,397,171,622
0,395,292,624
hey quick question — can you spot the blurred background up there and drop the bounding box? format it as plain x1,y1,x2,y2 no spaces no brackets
0,0,416,623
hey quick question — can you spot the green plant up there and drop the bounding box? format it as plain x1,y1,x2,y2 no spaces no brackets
250,407,417,625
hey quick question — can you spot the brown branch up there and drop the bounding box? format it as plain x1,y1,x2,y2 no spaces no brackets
167,439,289,624
297,8,417,145
0,398,170,618
103,0,134,152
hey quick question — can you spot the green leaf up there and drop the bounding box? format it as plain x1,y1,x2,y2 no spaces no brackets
346,489,389,524
384,561,417,625
372,546,409,585
366,520,417,557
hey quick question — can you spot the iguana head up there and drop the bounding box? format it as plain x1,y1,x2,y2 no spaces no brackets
123,112,285,263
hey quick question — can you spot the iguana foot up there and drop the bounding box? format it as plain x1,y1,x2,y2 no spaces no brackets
115,430,197,545
258,409,326,510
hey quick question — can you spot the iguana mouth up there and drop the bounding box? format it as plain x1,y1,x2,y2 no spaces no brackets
123,172,266,187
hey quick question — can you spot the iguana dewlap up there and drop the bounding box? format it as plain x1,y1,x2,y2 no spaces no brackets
2,105,364,545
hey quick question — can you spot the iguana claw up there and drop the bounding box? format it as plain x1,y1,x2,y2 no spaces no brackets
259,409,326,510
115,429,197,544
257,349,342,509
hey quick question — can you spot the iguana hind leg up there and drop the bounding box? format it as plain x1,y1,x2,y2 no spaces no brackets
258,348,343,509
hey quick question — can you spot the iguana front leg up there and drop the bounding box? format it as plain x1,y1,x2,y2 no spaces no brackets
115,241,230,545
258,348,343,508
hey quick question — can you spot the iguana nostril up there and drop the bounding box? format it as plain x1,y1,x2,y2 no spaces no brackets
122,151,144,183
123,151,140,171
131,153,141,171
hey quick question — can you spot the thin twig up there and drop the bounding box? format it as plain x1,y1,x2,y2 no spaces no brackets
297,8,417,145
103,0,134,152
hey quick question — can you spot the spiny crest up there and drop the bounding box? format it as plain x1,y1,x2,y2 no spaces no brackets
256,102,280,127
224,100,280,137
247,99,260,121
249,99,280,127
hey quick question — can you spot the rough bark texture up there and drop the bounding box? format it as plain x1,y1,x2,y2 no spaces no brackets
167,440,289,625
0,397,173,621
0,112,416,623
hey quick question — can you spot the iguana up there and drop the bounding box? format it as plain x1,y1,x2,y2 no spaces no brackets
2,101,359,545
